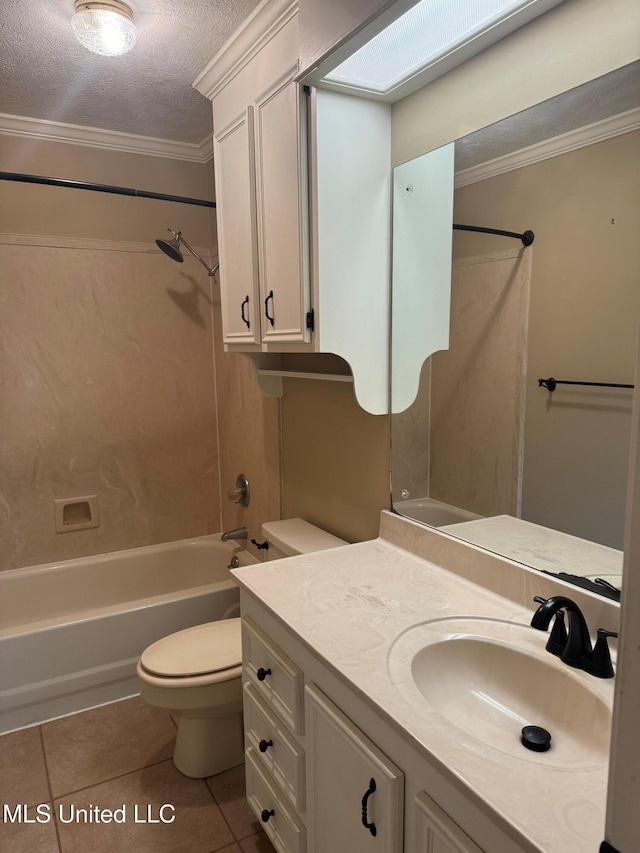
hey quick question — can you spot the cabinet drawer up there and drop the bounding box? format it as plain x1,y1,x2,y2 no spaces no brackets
244,682,305,811
246,747,306,853
242,617,304,734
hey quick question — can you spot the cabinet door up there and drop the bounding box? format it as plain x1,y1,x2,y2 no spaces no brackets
254,73,310,345
213,108,260,346
414,791,485,853
306,684,403,853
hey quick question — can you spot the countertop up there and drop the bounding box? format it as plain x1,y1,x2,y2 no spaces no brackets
232,515,615,853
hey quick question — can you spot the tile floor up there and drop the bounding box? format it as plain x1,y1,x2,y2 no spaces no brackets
0,696,276,853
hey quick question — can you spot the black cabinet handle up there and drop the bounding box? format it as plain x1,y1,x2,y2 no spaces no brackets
257,667,271,682
261,808,275,824
361,777,377,837
264,290,275,326
240,294,250,329
259,738,273,753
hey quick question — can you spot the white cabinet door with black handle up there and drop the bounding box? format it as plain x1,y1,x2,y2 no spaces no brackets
305,683,403,852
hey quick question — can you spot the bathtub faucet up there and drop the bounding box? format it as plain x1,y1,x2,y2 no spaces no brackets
221,526,248,542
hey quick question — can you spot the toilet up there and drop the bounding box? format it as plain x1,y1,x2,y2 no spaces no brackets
136,519,347,778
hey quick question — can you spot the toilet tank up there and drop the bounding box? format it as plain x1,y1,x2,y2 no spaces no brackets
260,518,348,560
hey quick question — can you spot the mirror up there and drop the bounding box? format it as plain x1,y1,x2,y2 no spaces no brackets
391,62,640,600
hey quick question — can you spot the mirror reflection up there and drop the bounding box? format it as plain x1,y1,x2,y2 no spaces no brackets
391,63,640,599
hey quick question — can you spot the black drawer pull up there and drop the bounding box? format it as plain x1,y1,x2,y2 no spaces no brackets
264,290,275,326
259,738,273,753
240,294,250,329
261,808,275,824
361,777,377,837
257,667,271,682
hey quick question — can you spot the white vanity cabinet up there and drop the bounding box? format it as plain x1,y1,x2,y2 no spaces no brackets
305,683,403,852
237,591,539,853
242,615,307,852
414,791,485,853
240,614,404,853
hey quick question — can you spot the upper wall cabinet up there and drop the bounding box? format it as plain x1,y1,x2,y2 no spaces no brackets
194,0,392,415
197,3,309,349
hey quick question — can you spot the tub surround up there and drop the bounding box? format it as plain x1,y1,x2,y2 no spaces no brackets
232,510,618,853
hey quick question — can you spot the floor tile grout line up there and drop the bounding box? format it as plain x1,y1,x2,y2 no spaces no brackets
50,755,176,801
204,780,243,845
204,769,266,845
38,725,63,853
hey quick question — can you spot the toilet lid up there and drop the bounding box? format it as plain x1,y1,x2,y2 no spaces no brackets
140,618,242,677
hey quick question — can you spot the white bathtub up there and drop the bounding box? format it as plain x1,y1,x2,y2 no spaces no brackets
393,497,484,527
0,535,257,734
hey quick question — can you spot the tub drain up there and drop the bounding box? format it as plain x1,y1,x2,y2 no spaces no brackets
521,725,552,752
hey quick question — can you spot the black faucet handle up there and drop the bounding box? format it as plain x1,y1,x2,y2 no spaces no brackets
533,596,547,605
546,610,567,656
589,628,619,679
597,628,619,639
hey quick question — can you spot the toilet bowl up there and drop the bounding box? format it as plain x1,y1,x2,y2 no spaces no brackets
137,519,347,778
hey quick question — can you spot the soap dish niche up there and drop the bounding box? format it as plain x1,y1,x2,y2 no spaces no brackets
54,495,100,532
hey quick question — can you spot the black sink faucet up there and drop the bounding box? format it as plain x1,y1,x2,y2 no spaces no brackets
531,596,618,678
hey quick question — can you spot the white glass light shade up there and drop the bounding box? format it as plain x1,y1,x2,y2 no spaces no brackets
72,2,137,57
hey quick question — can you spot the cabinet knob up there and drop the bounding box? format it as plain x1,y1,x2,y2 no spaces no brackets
257,667,271,682
259,738,274,753
261,808,275,824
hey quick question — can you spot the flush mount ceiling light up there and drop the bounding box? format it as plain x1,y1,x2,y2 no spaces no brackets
71,1,137,57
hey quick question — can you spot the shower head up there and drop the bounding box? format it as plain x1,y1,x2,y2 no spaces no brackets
156,228,219,277
156,230,184,263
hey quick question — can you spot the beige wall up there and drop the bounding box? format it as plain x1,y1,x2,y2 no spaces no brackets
281,378,390,543
0,135,215,246
452,132,639,548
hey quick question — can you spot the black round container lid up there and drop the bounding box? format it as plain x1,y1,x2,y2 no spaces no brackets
521,725,552,752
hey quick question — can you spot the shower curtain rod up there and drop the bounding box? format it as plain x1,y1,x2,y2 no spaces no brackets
0,171,216,209
2,173,536,242
453,223,534,246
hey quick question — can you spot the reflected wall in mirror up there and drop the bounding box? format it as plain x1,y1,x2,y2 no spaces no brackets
391,63,640,599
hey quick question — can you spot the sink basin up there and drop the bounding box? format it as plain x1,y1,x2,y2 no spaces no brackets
388,618,612,768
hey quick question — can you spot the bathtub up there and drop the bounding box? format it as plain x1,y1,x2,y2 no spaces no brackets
393,496,484,527
0,535,257,734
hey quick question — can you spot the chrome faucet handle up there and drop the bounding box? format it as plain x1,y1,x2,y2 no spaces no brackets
227,474,250,507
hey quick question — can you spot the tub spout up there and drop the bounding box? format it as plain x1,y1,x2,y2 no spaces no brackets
221,526,248,542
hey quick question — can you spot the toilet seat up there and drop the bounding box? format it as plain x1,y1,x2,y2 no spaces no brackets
139,618,242,686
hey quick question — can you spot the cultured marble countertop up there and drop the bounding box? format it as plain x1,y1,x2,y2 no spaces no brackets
232,530,614,853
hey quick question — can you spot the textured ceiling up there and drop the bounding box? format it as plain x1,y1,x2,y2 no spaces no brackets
0,0,261,144
455,62,640,170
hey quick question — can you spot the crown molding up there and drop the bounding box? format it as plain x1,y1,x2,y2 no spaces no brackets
193,0,298,101
0,113,213,163
455,107,640,187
